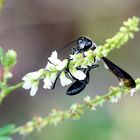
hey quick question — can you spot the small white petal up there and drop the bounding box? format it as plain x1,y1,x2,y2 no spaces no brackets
69,55,74,59
43,72,58,89
84,96,91,102
22,80,39,96
22,81,32,89
34,72,42,79
43,76,52,89
22,71,42,96
50,72,57,83
48,51,57,61
30,85,38,96
22,75,28,81
55,64,64,71
55,59,68,70
130,88,136,96
70,69,86,80
48,51,61,65
46,62,55,71
109,94,121,103
22,71,42,81
109,97,118,103
60,72,72,86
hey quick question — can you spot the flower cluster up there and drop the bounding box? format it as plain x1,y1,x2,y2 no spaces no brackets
94,17,139,59
22,50,93,96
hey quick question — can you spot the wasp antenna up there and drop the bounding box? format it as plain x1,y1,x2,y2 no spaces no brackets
57,38,78,52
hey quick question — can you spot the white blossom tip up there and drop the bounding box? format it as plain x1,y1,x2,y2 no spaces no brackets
130,88,136,96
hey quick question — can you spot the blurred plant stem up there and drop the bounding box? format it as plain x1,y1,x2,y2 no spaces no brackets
11,79,140,136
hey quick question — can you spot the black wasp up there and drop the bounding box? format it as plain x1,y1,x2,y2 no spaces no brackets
54,37,136,96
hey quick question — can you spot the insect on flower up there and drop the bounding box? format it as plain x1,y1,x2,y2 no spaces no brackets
55,37,136,96
22,37,136,96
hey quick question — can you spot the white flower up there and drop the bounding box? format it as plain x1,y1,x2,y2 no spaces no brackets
55,59,68,70
22,79,39,96
59,71,72,86
43,72,57,89
48,51,61,65
130,88,136,96
43,75,52,89
22,71,42,81
29,83,38,96
47,51,67,71
69,54,74,59
84,96,91,103
46,62,56,71
69,68,86,80
109,94,121,103
22,71,43,96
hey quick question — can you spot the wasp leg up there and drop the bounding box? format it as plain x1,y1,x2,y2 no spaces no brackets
72,47,78,54
88,64,99,70
51,73,60,89
65,58,79,80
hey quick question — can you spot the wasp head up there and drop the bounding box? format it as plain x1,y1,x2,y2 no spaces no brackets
77,37,96,52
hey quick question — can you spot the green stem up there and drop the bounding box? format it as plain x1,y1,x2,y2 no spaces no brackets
0,91,6,104
4,82,23,94
0,82,23,105
2,68,9,86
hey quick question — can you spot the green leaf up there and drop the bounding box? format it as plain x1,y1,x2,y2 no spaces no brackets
0,136,12,140
0,124,15,136
0,47,5,66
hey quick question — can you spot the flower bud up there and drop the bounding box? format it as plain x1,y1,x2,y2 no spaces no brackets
4,50,17,68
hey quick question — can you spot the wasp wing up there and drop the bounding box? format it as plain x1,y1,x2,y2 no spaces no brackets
102,57,136,88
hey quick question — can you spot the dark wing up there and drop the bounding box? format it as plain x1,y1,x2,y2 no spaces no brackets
102,57,136,88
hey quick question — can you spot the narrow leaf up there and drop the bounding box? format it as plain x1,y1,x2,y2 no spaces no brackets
0,124,15,136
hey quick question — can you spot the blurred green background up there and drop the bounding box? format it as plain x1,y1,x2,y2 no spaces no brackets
0,0,140,140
